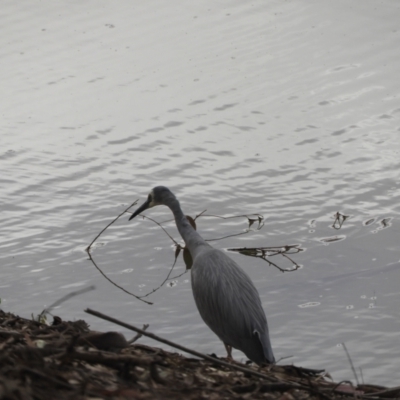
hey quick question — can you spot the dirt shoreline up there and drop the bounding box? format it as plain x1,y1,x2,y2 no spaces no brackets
0,309,396,400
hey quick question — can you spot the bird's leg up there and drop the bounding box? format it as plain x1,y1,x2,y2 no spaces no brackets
224,343,233,360
223,344,246,365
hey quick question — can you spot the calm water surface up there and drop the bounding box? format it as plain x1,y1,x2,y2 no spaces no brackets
1,0,399,386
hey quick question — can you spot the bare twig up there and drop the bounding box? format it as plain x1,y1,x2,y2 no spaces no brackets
194,209,207,221
136,248,181,299
143,211,264,242
140,215,180,246
128,323,149,344
166,269,188,282
341,343,359,386
135,216,195,298
275,355,293,363
39,286,96,318
196,212,265,230
86,201,137,250
85,201,153,305
207,231,257,242
198,213,265,241
85,308,277,382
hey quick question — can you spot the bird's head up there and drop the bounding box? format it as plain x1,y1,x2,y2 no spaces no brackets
129,186,176,220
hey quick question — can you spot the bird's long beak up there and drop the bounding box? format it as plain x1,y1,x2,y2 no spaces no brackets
129,199,150,220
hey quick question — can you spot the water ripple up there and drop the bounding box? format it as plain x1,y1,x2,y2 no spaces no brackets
1,0,399,387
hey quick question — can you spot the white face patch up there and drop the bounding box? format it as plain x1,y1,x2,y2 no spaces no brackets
148,189,156,207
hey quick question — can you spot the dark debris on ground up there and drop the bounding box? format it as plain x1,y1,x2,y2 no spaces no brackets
0,309,398,400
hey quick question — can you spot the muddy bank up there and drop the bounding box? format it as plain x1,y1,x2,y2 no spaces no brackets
0,309,397,400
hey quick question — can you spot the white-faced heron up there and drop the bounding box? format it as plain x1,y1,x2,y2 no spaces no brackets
129,186,275,364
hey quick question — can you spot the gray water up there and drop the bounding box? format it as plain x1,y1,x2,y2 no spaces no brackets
1,0,399,386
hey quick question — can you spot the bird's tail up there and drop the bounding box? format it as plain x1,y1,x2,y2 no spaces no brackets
257,330,275,364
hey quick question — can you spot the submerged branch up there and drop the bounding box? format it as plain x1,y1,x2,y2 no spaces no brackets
332,212,349,230
228,245,303,273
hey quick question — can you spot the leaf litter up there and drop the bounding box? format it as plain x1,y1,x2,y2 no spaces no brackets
0,309,397,400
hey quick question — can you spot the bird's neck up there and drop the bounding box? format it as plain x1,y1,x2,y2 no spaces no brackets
168,198,209,258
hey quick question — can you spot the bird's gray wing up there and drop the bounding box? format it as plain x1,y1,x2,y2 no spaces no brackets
191,248,274,363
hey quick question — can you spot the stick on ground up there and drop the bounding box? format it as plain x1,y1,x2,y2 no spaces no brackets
85,308,278,382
